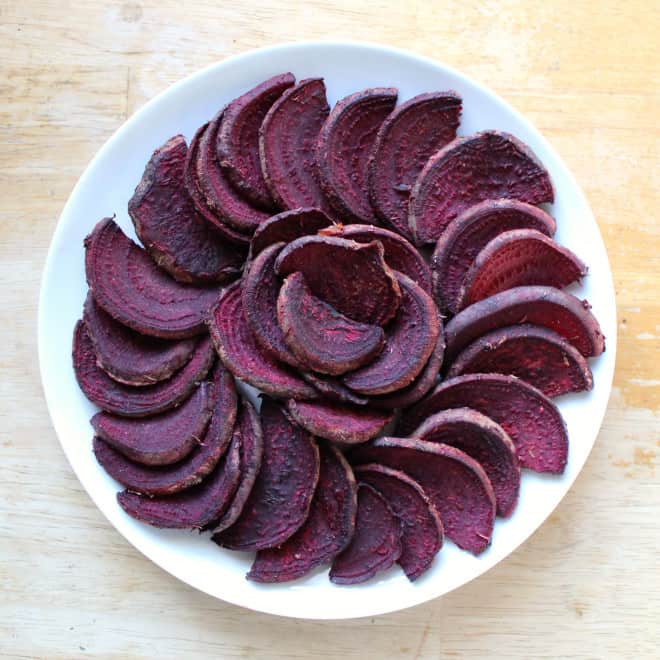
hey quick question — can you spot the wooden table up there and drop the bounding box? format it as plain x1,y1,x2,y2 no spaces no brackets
1,1,658,657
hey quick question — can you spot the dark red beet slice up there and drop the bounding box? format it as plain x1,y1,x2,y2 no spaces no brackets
343,273,440,395
302,372,369,407
247,444,357,583
329,483,402,585
456,229,587,310
209,281,317,400
355,464,443,581
277,272,385,375
409,131,555,245
316,88,398,223
368,91,462,239
213,398,320,551
431,199,557,313
349,438,495,554
447,324,593,397
275,235,401,326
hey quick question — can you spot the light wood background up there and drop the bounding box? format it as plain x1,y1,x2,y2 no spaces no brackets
1,1,658,658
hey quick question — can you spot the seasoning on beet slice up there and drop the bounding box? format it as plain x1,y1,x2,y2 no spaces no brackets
275,235,401,326
343,273,439,395
302,372,369,406
329,483,402,585
431,199,557,313
409,131,555,245
214,397,320,551
368,91,462,239
248,444,358,583
456,229,587,310
355,464,443,582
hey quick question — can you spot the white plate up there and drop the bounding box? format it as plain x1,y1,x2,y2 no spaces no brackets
38,41,616,620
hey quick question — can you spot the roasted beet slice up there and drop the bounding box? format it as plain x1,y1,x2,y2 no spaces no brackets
316,88,398,223
355,465,443,581
275,235,401,326
329,483,402,585
349,438,495,555
431,199,557,313
216,73,295,209
247,444,357,583
447,324,593,397
302,372,369,406
209,281,317,400
456,229,587,310
278,272,385,375
343,273,440,395
368,91,461,239
409,131,555,245
214,398,320,551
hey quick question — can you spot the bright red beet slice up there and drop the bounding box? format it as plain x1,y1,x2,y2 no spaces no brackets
409,131,555,245
355,464,443,581
247,444,357,583
329,483,402,585
301,372,369,407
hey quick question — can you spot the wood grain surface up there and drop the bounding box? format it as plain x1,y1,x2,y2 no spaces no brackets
1,1,658,658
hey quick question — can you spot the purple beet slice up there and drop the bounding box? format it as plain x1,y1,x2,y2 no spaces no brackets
431,199,557,313
447,324,593,397
343,273,440,395
329,483,402,585
85,218,222,339
302,372,369,406
213,398,320,551
277,272,386,376
355,465,443,581
275,235,401,326
456,229,587,310
368,91,462,239
409,131,555,245
247,444,358,583
316,88,398,223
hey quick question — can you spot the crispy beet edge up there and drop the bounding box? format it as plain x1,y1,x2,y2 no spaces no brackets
302,372,370,407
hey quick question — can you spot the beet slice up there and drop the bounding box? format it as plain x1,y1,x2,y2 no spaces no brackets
73,322,215,417
329,483,402,585
456,229,587,310
213,398,320,551
247,444,357,583
343,273,440,395
349,438,495,554
410,408,520,517
209,281,316,400
216,73,295,209
83,293,197,387
447,324,593,397
409,131,555,245
278,272,386,375
275,235,401,326
316,88,398,223
368,91,462,239
355,465,443,581
302,372,369,406
285,399,394,445
431,199,557,313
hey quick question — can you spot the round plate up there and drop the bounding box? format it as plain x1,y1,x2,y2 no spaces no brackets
39,41,616,620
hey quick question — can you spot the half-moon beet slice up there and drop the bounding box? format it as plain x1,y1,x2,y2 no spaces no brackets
214,398,320,551
431,199,557,314
247,444,358,583
456,229,587,310
275,235,401,326
316,88,398,223
217,73,295,210
355,465,443,582
368,91,462,239
343,273,440,395
447,324,594,398
84,218,221,339
302,372,369,407
409,131,555,245
329,483,402,585
277,272,385,376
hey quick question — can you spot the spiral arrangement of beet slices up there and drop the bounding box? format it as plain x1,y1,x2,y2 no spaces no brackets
71,71,605,586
